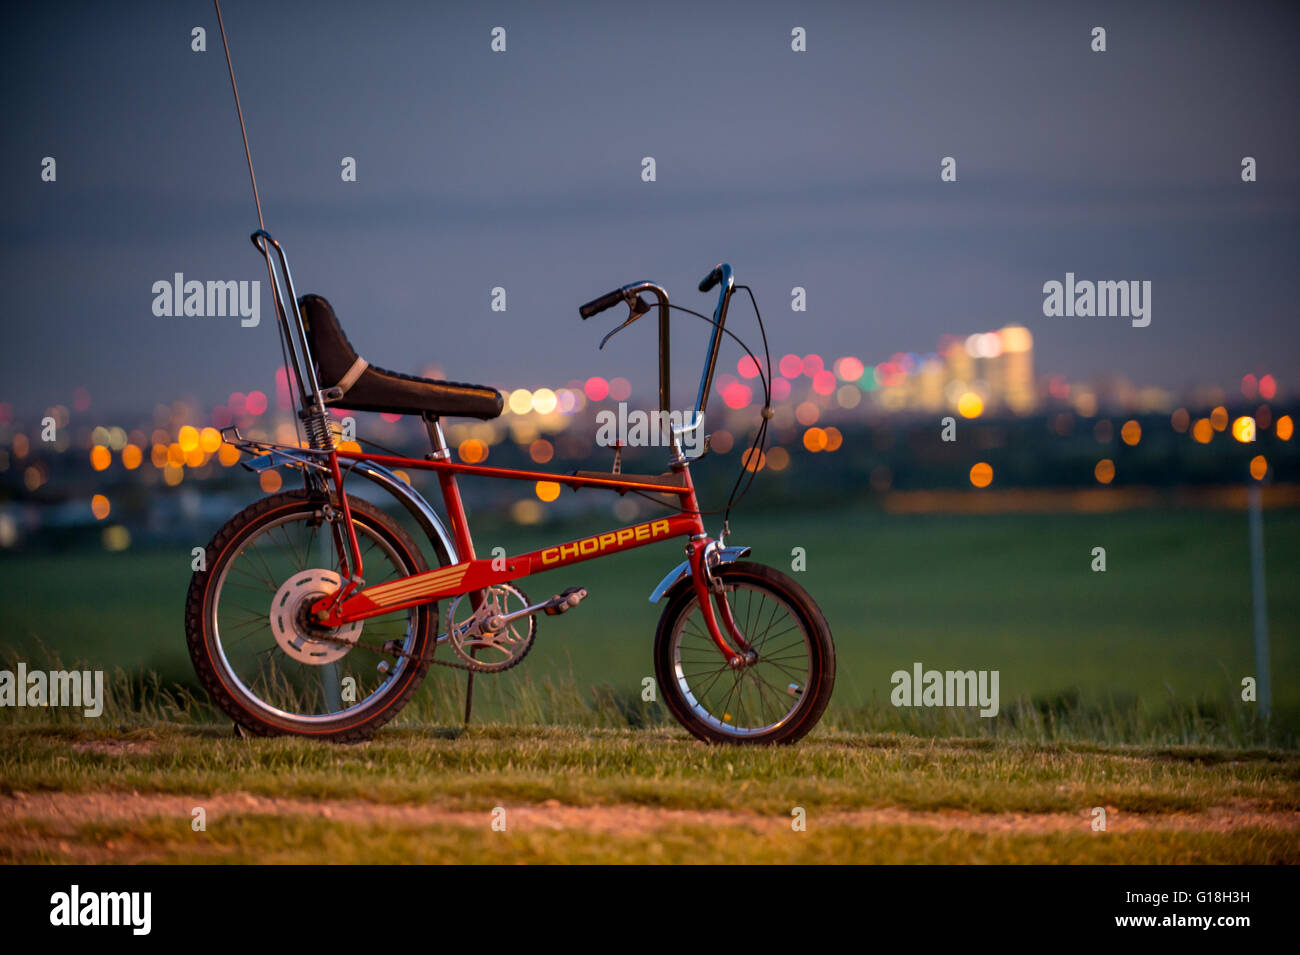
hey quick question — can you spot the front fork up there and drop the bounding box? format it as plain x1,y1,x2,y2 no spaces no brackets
686,538,755,669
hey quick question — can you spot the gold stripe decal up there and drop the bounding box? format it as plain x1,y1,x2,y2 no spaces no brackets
365,564,468,607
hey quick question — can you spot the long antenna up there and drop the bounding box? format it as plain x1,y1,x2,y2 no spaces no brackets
213,0,265,230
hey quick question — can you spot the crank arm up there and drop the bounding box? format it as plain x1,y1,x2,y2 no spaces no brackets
481,587,587,632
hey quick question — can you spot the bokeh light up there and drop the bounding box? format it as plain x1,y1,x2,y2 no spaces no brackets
89,445,111,471
508,389,533,415
969,462,993,488
90,494,110,520
1120,420,1141,446
957,392,983,419
1250,455,1268,481
1191,418,1213,443
1094,458,1115,484
458,439,489,464
531,388,557,415
529,439,554,464
535,481,561,502
1231,416,1256,443
584,376,609,401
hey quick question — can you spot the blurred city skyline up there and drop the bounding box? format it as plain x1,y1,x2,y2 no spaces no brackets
3,0,1299,421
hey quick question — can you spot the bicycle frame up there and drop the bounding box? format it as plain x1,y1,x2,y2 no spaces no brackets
233,231,756,668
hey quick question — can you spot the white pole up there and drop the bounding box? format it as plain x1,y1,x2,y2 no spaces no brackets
1248,481,1271,719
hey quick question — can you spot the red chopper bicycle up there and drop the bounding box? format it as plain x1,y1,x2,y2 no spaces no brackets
184,235,835,744
187,3,833,744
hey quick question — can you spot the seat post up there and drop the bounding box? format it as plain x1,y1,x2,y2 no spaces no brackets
423,413,451,460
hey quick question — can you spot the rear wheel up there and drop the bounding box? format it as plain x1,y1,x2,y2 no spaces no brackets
185,490,435,741
653,562,835,745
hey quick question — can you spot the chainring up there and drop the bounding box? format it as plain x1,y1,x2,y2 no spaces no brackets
444,583,536,673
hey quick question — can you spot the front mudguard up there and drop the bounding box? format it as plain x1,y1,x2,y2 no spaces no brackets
647,545,751,603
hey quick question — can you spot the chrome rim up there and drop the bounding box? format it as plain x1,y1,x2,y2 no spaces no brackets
670,580,813,737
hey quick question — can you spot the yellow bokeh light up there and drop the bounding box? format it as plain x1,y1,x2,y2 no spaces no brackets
1249,455,1268,481
163,465,184,486
1094,458,1116,484
90,494,110,520
969,462,993,488
151,444,169,468
511,499,543,525
1277,415,1293,441
1120,420,1141,446
336,440,362,454
1231,416,1256,443
999,325,1033,353
1210,406,1229,431
535,480,561,502
89,445,111,471
102,525,130,552
957,392,984,419
178,425,200,452
121,444,143,470
185,448,205,468
199,427,223,454
802,427,828,452
531,388,558,415
218,443,242,466
508,389,533,415
259,470,283,493
458,439,488,464
1191,419,1213,444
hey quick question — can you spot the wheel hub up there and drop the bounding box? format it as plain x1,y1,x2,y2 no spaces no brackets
268,569,363,665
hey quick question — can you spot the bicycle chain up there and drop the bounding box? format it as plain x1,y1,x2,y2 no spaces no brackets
308,621,531,673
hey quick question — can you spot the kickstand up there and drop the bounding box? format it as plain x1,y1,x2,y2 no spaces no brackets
463,645,478,726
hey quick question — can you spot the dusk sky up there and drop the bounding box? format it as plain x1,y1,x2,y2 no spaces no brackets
3,0,1298,419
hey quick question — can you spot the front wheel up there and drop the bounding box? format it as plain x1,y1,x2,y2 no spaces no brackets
654,562,835,745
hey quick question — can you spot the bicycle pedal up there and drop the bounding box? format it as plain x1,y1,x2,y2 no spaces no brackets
543,586,587,615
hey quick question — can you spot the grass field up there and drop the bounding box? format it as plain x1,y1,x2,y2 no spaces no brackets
1,503,1296,863
2,725,1297,863
3,503,1296,741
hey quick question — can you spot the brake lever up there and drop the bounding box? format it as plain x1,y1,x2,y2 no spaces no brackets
598,295,652,350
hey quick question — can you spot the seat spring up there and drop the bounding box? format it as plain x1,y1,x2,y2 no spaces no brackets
303,408,336,451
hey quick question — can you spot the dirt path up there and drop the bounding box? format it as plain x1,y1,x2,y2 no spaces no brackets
5,791,1298,836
